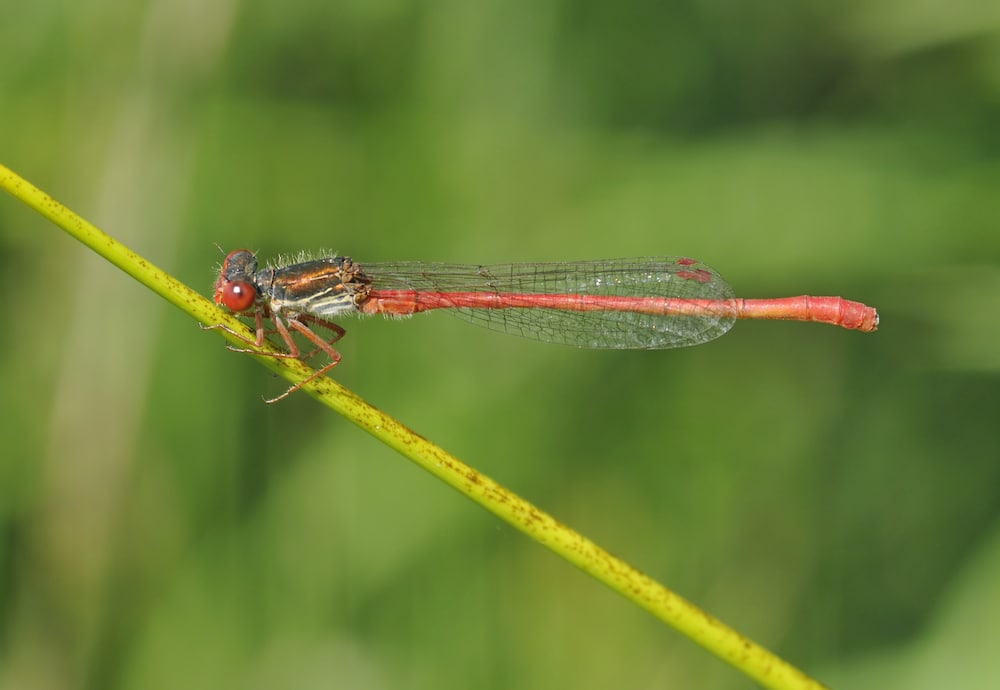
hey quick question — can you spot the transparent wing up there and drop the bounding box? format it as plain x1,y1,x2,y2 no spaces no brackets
359,257,737,350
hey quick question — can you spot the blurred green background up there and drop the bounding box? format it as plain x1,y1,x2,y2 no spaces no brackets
2,1,999,688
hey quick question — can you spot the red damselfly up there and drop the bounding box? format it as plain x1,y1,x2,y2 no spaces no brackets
209,249,878,402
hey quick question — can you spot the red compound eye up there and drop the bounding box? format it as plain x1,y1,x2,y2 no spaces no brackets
219,280,257,312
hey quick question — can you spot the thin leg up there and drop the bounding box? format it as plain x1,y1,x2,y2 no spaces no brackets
289,313,348,362
264,317,346,403
205,308,348,403
203,307,284,353
202,321,305,359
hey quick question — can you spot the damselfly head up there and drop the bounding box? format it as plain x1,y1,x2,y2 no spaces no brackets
214,249,260,313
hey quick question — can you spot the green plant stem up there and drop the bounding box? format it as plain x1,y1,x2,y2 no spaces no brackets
0,162,829,690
